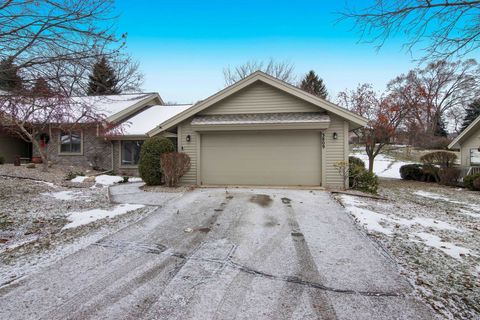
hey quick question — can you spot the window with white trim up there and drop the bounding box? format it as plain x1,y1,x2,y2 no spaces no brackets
121,140,143,166
59,131,82,154
471,148,480,165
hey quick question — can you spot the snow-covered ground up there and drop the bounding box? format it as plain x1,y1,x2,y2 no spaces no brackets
350,151,413,179
0,176,151,286
63,204,145,229
71,174,134,186
335,179,480,319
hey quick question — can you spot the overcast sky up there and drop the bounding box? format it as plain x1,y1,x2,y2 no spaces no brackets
116,0,478,104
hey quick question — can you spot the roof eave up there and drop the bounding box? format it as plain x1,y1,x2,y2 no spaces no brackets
148,71,368,136
106,93,164,124
448,115,480,149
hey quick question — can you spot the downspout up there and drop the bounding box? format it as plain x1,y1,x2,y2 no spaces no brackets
110,140,114,172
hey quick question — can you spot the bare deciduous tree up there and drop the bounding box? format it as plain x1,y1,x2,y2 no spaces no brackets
223,59,296,86
388,59,479,135
0,0,140,170
338,84,409,172
341,0,480,59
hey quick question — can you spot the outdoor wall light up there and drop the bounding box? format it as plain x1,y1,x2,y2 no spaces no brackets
186,134,191,142
333,132,338,140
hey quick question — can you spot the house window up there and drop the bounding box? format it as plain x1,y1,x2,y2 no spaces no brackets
121,140,143,166
59,131,82,154
471,149,480,165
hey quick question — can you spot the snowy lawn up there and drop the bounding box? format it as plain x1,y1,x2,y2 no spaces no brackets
335,178,480,319
0,176,150,285
63,204,145,229
71,174,142,186
350,151,413,179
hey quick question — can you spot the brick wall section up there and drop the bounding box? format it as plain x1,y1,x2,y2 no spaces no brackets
33,128,112,170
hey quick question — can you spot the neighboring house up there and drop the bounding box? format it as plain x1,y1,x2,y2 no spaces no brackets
0,93,167,171
149,71,367,188
0,134,30,163
108,104,192,175
448,114,480,176
0,71,368,188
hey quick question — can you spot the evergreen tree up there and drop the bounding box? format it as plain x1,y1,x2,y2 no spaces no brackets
87,56,120,95
434,115,448,137
461,99,480,131
299,70,328,99
0,57,22,91
32,77,53,97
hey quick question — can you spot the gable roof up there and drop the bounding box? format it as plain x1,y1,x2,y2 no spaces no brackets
74,93,163,123
448,114,480,149
148,71,368,136
0,92,163,125
108,104,193,137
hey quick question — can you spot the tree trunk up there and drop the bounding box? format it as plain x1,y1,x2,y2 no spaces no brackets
40,150,48,172
31,137,49,172
368,156,375,173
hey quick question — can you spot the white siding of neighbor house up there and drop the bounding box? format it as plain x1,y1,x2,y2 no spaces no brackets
460,129,480,166
199,81,320,115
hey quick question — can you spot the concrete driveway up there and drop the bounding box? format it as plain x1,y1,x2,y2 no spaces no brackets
0,187,433,319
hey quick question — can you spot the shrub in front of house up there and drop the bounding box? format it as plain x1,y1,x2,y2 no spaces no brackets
138,136,175,186
438,167,461,186
464,173,480,191
399,164,437,182
354,170,379,194
473,177,480,191
0,156,5,165
349,156,365,169
400,164,422,180
420,151,457,168
348,156,378,194
160,152,191,187
348,156,365,188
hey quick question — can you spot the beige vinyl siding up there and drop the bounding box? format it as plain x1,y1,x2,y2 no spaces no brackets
199,81,320,115
324,115,348,188
178,120,198,184
460,129,480,166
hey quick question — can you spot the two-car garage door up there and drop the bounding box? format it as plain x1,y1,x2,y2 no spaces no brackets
200,131,322,186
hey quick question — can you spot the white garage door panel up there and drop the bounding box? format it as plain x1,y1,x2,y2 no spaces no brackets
201,131,321,186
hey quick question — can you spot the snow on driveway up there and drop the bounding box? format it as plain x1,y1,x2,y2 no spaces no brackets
0,188,433,320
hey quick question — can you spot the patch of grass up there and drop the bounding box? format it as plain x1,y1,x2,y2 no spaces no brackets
65,170,85,181
0,213,13,230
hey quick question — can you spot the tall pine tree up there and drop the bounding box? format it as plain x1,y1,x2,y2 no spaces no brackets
87,57,120,95
434,115,448,137
32,77,53,97
0,57,22,92
461,99,480,131
299,70,328,99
